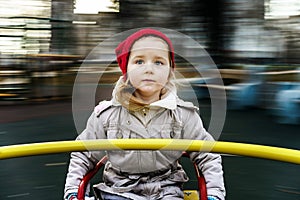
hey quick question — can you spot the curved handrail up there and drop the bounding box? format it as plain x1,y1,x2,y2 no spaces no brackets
0,139,300,164
78,155,108,200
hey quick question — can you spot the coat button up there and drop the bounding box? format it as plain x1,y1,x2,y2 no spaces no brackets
170,131,175,138
116,132,123,139
126,120,131,125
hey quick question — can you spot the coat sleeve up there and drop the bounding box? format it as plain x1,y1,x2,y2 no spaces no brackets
182,108,226,200
64,111,107,198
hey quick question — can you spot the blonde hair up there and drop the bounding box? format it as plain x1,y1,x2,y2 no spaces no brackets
115,70,176,111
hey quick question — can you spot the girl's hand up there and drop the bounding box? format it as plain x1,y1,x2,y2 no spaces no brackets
207,196,220,200
66,193,95,200
67,197,95,200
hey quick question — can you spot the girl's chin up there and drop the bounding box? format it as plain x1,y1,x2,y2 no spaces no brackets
136,87,161,96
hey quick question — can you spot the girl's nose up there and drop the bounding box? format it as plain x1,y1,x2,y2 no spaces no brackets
144,62,155,73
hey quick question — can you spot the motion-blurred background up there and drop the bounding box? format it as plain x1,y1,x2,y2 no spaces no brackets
1,0,300,123
0,1,299,199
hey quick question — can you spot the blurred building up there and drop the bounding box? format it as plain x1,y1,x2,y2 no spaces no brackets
0,0,299,109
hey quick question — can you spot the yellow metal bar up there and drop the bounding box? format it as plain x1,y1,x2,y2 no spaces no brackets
0,139,300,165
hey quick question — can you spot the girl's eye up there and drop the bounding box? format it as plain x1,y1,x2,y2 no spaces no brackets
135,59,144,65
155,60,164,65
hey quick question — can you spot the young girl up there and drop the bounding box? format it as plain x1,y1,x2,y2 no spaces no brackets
64,28,226,200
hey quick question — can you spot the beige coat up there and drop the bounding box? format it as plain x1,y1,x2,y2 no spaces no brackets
64,81,225,200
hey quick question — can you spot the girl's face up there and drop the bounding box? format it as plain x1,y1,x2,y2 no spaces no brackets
127,36,171,103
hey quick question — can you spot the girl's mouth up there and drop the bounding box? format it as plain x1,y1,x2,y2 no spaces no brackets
142,79,155,82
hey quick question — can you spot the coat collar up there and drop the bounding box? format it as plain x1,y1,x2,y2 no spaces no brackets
111,76,197,110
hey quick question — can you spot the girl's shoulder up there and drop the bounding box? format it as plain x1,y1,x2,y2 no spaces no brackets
176,98,199,111
94,100,114,117
171,98,200,123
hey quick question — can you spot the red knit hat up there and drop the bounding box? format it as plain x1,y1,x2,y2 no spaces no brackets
115,28,175,76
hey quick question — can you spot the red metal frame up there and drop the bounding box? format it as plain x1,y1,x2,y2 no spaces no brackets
182,152,207,200
78,153,207,200
78,156,108,200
